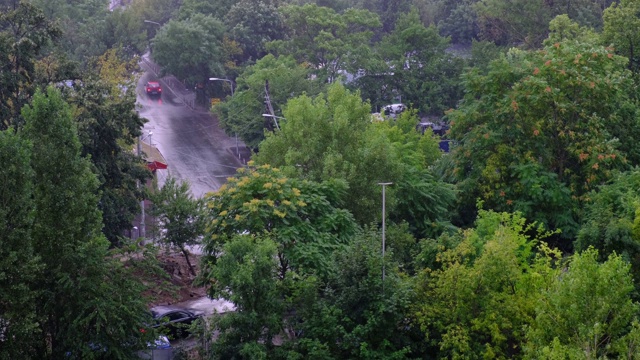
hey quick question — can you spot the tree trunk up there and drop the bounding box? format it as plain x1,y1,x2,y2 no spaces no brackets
181,246,197,276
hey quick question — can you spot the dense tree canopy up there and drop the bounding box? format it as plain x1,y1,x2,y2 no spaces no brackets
0,1,60,130
447,24,640,244
22,87,154,358
267,3,381,82
152,13,225,85
214,54,323,149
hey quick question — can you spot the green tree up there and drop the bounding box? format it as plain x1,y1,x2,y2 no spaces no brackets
602,0,640,74
254,83,404,225
0,1,61,130
524,248,639,359
416,210,559,359
447,25,640,244
267,3,381,82
201,164,357,279
474,0,608,47
213,54,323,149
32,0,114,61
152,13,225,86
22,87,154,358
376,9,465,115
151,177,206,276
224,0,285,64
62,55,150,246
575,169,640,284
0,130,40,359
289,228,418,359
205,234,286,359
177,0,236,20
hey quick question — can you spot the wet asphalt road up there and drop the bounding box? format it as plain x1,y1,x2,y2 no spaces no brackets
136,64,245,198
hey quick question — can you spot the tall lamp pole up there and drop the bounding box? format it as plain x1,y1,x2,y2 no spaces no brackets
137,131,153,240
378,182,392,283
209,77,238,157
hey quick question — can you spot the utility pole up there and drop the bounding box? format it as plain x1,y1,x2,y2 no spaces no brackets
137,136,145,240
378,182,392,285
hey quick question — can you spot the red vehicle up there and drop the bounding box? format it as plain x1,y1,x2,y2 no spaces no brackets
145,81,162,96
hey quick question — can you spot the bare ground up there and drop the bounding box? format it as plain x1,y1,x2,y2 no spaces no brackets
145,251,207,307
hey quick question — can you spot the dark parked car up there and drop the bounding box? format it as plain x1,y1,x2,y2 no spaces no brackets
145,81,162,96
151,309,201,339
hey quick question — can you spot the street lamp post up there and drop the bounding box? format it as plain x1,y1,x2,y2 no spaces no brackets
209,77,234,96
261,114,284,131
209,78,239,157
137,131,153,240
144,20,161,26
378,182,392,285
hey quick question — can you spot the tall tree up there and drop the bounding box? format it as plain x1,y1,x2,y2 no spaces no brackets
289,228,418,359
574,169,640,285
254,83,405,225
0,130,40,359
447,22,640,244
151,13,225,86
204,234,286,359
150,177,206,276
61,49,150,245
267,3,381,82
602,0,640,74
375,9,465,116
0,1,60,130
201,164,357,279
416,210,560,359
213,54,323,149
524,248,640,358
224,0,285,64
22,87,153,358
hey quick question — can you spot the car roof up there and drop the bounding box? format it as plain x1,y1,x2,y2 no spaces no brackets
147,81,160,86
151,308,195,318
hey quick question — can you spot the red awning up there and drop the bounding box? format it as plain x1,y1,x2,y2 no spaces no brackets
147,160,168,171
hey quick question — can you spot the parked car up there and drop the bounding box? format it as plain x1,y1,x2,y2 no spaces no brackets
151,309,201,339
137,335,172,360
145,81,162,96
382,103,406,118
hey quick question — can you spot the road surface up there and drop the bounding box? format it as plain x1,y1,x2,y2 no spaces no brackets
137,61,246,198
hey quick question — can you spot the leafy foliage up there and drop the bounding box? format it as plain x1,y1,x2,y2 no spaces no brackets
447,28,640,244
0,130,40,359
205,234,286,358
267,3,381,82
416,210,559,359
575,169,640,284
0,1,61,130
375,9,465,116
151,177,206,276
524,248,639,358
289,229,417,359
61,55,150,245
213,54,323,149
152,14,225,85
224,0,286,63
201,164,357,280
602,0,640,74
255,83,404,225
21,87,154,358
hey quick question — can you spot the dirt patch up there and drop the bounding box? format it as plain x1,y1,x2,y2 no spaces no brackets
145,251,207,307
